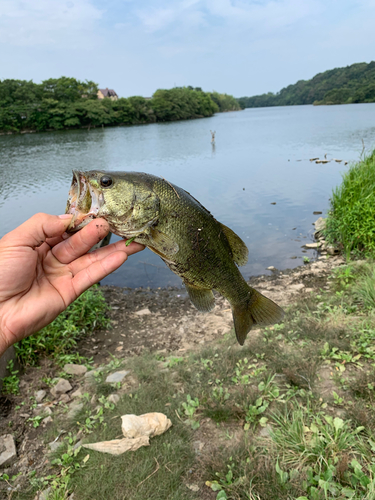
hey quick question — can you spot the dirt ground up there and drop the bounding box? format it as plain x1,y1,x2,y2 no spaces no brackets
0,254,345,496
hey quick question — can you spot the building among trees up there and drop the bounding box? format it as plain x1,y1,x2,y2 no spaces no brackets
97,88,118,100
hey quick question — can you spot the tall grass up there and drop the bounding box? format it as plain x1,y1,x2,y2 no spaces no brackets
325,150,375,257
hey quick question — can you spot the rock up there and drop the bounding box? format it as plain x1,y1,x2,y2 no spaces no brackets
135,308,151,316
267,266,276,271
105,370,130,384
314,217,326,233
0,434,17,467
259,425,272,438
193,440,204,455
59,394,71,404
42,416,53,425
48,441,61,452
63,364,88,376
107,394,120,405
186,484,200,492
35,390,47,403
304,242,319,249
84,367,106,379
33,405,52,416
34,487,51,500
50,378,72,397
67,403,84,419
71,388,83,399
289,284,304,291
327,245,339,255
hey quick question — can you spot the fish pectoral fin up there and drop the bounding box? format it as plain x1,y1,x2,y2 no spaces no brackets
232,289,284,345
185,283,215,313
149,227,179,256
219,223,248,266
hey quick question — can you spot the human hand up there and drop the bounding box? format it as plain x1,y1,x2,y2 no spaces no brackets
0,213,144,356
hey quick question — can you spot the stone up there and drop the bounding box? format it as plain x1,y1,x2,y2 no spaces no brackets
267,266,276,271
33,405,52,416
59,394,71,404
34,487,51,500
35,390,47,403
84,367,106,379
259,425,272,438
186,484,200,492
289,284,304,291
42,416,53,425
107,394,120,405
48,441,61,452
67,403,84,419
63,364,88,376
71,388,83,399
135,308,151,316
0,434,17,467
50,378,72,397
105,370,130,383
304,242,319,249
314,217,326,233
327,246,339,255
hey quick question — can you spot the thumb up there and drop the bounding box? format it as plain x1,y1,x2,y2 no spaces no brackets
1,213,73,249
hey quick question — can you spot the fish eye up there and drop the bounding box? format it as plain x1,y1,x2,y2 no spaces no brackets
100,175,113,188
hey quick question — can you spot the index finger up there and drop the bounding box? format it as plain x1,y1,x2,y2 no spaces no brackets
52,218,110,264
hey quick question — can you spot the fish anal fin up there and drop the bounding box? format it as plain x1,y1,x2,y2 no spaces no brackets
232,289,284,345
149,227,179,256
185,283,215,313
220,223,248,266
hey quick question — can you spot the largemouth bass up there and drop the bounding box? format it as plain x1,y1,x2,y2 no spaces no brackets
65,171,284,345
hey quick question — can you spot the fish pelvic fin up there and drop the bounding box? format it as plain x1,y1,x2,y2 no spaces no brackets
185,283,215,312
232,289,284,345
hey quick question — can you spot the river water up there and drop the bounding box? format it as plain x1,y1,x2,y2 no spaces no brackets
1,104,375,288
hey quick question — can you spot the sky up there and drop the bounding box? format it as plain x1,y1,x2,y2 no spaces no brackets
1,0,375,98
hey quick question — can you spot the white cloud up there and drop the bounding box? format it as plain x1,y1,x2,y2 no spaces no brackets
0,0,103,48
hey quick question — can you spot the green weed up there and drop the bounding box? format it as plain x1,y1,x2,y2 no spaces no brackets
1,360,20,395
325,151,375,257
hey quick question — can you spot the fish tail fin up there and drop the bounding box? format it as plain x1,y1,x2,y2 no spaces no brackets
231,288,284,345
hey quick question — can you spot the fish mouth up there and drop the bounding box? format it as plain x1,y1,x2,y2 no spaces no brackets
65,171,104,233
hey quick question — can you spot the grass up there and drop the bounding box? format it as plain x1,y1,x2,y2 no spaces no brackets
14,285,110,367
8,260,375,500
325,150,375,258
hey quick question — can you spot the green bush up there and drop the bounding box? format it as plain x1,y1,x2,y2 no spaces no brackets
15,285,110,366
325,151,375,257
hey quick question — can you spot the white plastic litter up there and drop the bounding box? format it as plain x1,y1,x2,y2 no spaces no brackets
83,413,172,455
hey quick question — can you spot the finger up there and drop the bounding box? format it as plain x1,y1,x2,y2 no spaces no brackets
1,213,73,249
68,239,145,276
71,251,128,297
52,218,110,264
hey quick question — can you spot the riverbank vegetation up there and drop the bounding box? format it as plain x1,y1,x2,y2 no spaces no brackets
238,61,375,108
324,150,375,258
0,78,240,133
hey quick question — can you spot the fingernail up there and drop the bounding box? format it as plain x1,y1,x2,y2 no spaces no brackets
58,214,73,219
62,232,70,240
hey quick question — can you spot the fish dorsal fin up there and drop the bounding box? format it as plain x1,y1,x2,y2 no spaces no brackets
149,227,179,256
184,283,215,312
220,223,248,266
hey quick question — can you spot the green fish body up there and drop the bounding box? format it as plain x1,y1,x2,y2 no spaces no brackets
66,171,284,345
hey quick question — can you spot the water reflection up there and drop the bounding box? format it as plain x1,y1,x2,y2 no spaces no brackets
1,103,374,288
